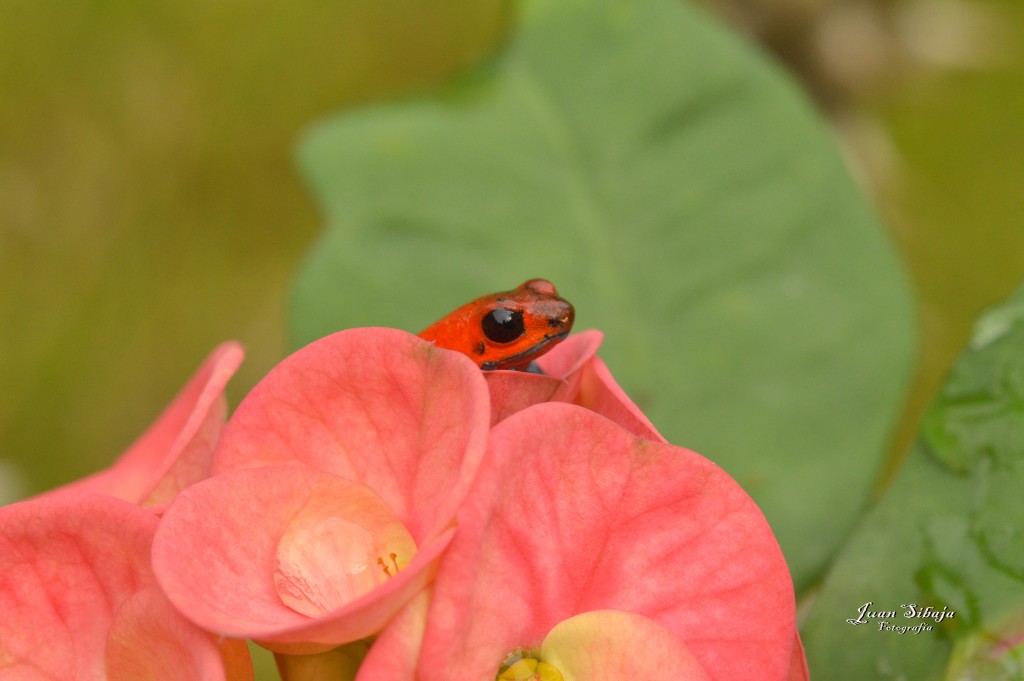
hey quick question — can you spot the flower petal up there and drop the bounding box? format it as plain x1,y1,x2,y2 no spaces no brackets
105,586,253,681
534,330,604,380
0,494,245,681
483,371,564,425
541,610,711,681
571,355,664,442
485,331,604,425
416,403,796,681
47,342,244,506
354,590,431,681
483,330,663,442
211,328,489,542
153,466,453,653
785,632,810,681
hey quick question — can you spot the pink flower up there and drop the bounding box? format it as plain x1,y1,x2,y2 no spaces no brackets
357,403,800,680
482,331,601,425
44,341,244,507
152,328,491,653
0,493,252,681
486,330,663,442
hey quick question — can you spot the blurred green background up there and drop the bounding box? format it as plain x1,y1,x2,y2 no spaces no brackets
4,0,1022,499
0,1,512,496
1,0,1021,677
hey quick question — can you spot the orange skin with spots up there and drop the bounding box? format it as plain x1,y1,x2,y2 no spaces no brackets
418,279,575,371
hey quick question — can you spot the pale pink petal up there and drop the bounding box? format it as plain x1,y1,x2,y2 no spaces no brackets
540,610,711,680
211,328,488,542
573,355,664,442
354,589,430,681
0,494,243,681
485,331,604,425
152,466,454,653
417,403,795,681
105,586,253,681
47,342,244,506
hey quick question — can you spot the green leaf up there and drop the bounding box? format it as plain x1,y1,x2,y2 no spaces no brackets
291,0,913,589
803,283,1024,679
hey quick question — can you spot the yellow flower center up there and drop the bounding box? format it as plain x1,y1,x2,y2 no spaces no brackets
272,479,417,617
497,649,564,681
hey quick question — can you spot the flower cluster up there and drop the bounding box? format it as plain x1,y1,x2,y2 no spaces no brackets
0,329,807,680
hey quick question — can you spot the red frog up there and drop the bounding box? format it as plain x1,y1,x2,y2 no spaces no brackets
418,279,575,371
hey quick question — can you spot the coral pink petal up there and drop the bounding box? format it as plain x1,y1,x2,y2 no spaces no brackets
786,632,810,681
105,586,253,681
534,329,603,380
417,403,795,681
211,328,489,541
152,466,454,652
49,342,244,506
0,495,156,680
541,610,711,680
485,331,604,425
483,372,564,425
0,494,231,681
574,355,665,442
355,589,431,681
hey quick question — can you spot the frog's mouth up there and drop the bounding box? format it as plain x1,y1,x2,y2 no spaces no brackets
480,331,570,371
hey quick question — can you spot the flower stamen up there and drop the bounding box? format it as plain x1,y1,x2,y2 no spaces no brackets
377,552,401,578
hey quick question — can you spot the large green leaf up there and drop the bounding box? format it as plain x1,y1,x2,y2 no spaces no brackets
291,0,913,589
803,284,1024,678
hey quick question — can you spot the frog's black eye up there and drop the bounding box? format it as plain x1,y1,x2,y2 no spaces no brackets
481,308,525,344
